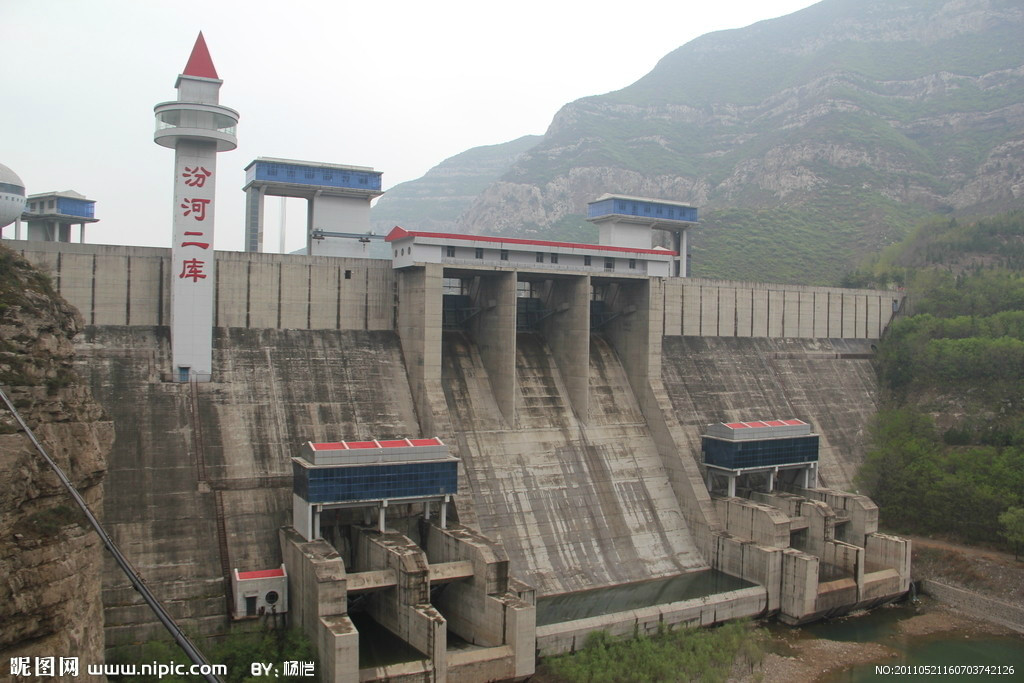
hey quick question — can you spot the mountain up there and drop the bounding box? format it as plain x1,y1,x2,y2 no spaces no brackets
371,135,541,233
373,0,1024,284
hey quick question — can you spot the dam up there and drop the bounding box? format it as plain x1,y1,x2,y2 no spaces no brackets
11,228,910,681
0,36,911,682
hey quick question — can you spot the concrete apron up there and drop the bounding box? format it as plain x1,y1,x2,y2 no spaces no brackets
536,586,768,657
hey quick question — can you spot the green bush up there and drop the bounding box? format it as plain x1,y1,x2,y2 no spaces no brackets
545,619,763,683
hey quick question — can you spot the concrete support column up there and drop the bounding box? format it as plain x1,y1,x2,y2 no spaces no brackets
396,264,444,432
539,274,590,420
468,271,517,425
280,528,358,683
423,523,535,679
727,473,736,498
354,530,447,681
779,549,820,624
440,495,448,529
304,191,321,255
601,278,661,395
243,185,265,253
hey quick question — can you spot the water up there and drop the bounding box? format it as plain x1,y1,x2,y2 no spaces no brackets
348,611,426,668
536,570,756,626
786,601,1024,682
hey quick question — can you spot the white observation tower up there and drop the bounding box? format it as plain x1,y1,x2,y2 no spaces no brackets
154,33,238,382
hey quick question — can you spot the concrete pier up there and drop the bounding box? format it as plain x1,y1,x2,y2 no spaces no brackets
281,521,535,682
466,271,517,425
537,275,591,420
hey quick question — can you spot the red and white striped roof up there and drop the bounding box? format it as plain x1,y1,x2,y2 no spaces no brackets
309,437,444,451
722,419,806,429
705,419,812,441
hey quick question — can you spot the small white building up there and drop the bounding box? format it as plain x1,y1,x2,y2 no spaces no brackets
231,565,288,619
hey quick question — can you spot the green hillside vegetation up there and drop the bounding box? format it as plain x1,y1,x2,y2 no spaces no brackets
371,135,541,231
856,213,1024,546
372,0,1024,285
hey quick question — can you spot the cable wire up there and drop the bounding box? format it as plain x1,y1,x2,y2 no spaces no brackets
0,386,223,683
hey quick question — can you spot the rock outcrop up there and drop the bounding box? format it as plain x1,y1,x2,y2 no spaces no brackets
0,246,110,679
375,0,1024,284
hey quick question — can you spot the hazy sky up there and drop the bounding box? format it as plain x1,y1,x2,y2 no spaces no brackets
3,0,819,253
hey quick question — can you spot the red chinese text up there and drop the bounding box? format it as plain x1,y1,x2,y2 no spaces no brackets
181,231,210,249
181,198,211,221
179,258,207,282
182,166,213,187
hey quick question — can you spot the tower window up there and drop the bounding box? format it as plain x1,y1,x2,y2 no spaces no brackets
550,253,559,264
584,255,592,266
605,258,615,271
500,249,508,260
446,245,456,257
536,252,544,263
628,259,636,269
475,248,484,259
344,270,352,280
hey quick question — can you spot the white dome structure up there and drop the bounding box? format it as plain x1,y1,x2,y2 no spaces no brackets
0,163,26,229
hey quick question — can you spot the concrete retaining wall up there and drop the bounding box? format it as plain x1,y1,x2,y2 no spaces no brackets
919,579,1024,633
536,586,767,656
13,241,395,330
665,277,897,339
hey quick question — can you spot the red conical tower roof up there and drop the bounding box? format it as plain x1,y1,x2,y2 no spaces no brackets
182,32,219,79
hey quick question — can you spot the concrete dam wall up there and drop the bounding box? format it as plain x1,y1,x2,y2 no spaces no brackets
74,326,420,644
660,336,880,491
441,331,704,595
13,243,894,341
7,243,905,651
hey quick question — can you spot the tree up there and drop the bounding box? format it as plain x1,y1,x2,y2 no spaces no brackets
999,506,1024,560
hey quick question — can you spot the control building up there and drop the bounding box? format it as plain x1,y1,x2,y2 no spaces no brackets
291,437,457,539
18,190,98,243
702,419,819,496
243,157,384,256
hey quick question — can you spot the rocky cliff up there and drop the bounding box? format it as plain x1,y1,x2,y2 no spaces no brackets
376,0,1024,285
0,246,110,678
371,135,541,234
